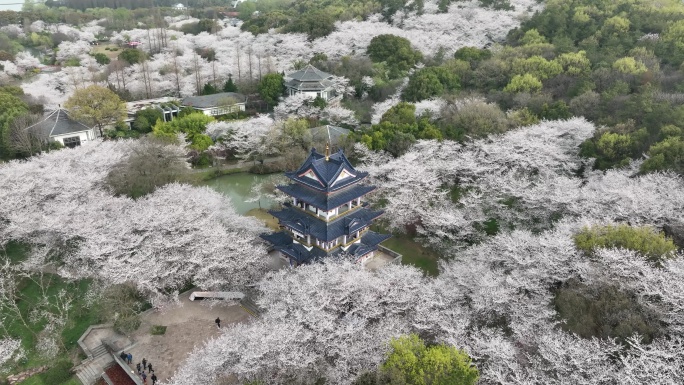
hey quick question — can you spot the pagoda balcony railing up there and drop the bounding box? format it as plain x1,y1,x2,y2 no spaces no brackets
284,227,370,253
295,202,363,222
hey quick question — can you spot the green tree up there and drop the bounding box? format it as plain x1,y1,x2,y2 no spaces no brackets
403,69,444,101
612,57,647,75
258,73,285,107
202,82,219,95
504,73,543,93
382,334,479,385
511,56,562,80
367,34,423,78
553,51,591,76
594,132,633,168
641,136,684,174
118,48,145,65
64,85,127,137
403,66,460,102
92,52,110,65
574,224,677,264
519,28,548,45
453,46,492,66
152,112,215,149
0,92,29,159
133,107,163,133
287,10,336,40
223,77,238,92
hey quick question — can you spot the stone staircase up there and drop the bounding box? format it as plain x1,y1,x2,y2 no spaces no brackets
75,344,113,385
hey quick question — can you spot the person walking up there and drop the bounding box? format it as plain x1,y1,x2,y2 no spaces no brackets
151,373,158,384
215,317,221,328
147,362,153,373
136,362,141,374
141,371,147,384
127,353,133,364
142,358,147,371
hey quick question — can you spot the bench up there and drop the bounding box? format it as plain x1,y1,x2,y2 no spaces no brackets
189,291,245,301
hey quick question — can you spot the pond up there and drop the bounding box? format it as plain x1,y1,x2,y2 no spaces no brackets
202,172,277,215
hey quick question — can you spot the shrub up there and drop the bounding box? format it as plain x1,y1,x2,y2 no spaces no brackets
574,224,677,264
554,279,661,343
106,137,192,199
353,334,479,385
150,325,167,335
100,283,147,334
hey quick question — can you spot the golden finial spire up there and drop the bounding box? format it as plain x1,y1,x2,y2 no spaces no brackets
325,142,330,161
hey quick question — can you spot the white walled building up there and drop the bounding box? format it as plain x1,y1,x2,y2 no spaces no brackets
29,108,97,148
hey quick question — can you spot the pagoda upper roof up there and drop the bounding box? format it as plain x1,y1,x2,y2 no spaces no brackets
278,183,376,211
269,205,383,242
285,148,368,193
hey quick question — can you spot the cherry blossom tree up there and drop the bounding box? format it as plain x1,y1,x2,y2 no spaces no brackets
167,261,432,385
0,140,269,301
0,338,21,368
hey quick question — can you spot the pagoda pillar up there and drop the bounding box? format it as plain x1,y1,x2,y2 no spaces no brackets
356,197,361,206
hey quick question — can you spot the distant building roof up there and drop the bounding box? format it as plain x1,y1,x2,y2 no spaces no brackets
126,97,179,115
285,65,335,91
181,92,247,109
287,65,333,82
27,108,94,138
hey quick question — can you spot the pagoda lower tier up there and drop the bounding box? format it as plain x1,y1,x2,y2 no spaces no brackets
261,230,391,265
268,203,384,243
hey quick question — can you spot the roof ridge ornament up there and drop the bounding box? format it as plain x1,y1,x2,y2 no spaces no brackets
325,142,330,161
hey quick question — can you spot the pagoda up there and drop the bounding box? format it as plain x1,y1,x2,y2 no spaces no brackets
261,145,391,266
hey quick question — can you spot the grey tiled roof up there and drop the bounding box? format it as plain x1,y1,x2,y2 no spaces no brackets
287,65,333,82
268,205,384,242
262,230,391,264
284,149,368,193
285,65,335,91
181,92,247,108
278,184,376,211
28,109,94,137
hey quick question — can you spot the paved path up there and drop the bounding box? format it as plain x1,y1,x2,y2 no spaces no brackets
122,295,251,383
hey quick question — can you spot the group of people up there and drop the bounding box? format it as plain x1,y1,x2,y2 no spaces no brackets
120,351,159,384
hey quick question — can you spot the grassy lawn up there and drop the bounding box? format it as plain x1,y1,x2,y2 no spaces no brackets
1,243,103,383
246,208,280,231
370,224,441,276
89,43,120,60
380,236,441,276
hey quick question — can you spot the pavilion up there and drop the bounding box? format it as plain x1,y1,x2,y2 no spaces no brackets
260,146,391,266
